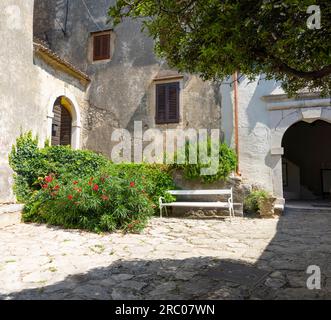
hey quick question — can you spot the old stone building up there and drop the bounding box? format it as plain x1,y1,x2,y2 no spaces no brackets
1,0,331,209
0,0,221,203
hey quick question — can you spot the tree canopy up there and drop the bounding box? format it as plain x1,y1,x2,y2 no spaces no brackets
109,0,331,95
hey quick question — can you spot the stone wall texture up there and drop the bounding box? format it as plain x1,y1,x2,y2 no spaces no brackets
0,0,223,203
0,0,87,203
33,0,222,157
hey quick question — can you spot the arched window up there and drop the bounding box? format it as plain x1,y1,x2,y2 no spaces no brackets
51,97,72,146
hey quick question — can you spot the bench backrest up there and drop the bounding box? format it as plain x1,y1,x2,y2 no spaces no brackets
166,189,232,196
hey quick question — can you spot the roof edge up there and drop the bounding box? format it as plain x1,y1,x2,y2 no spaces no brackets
33,41,91,86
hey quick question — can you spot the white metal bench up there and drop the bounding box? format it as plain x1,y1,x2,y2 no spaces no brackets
159,189,235,219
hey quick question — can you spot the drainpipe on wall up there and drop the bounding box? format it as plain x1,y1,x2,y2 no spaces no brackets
233,71,241,176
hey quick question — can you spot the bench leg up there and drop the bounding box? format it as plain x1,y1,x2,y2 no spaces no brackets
160,205,163,218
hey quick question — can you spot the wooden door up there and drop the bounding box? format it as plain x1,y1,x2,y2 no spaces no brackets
51,101,72,146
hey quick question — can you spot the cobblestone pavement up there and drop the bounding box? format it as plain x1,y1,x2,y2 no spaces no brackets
0,210,330,300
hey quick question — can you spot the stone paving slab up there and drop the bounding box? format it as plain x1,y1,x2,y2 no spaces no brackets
0,204,23,228
0,211,330,300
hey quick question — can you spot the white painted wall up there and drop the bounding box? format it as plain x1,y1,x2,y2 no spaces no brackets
221,75,331,205
221,76,284,195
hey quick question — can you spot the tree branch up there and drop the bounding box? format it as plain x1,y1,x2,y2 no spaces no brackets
275,61,331,80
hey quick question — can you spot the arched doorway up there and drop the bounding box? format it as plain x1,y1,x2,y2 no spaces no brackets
51,97,73,146
47,94,81,150
282,120,331,200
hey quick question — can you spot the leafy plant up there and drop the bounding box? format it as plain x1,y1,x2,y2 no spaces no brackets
9,132,108,202
109,1,331,96
173,140,237,183
23,173,154,233
103,163,176,208
244,189,270,214
10,132,178,232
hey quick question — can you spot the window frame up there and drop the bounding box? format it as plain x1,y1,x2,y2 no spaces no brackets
155,81,181,124
91,30,112,62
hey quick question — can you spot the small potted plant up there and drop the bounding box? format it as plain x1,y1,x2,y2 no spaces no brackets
258,194,277,218
244,189,276,218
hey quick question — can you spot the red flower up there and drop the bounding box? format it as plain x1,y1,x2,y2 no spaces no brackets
101,195,109,201
53,185,60,191
42,184,49,189
45,176,53,183
93,184,99,191
130,182,135,188
73,181,78,185
68,195,73,201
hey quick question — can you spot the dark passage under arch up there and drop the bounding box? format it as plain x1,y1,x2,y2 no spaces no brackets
282,120,331,200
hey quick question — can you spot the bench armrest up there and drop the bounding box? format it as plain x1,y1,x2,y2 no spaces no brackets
159,196,165,208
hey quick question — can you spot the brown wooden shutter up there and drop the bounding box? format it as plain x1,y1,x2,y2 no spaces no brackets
167,82,180,122
156,84,167,124
93,33,111,61
156,82,180,124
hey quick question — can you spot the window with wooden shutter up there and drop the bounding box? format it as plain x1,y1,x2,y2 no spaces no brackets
93,33,111,61
156,82,180,124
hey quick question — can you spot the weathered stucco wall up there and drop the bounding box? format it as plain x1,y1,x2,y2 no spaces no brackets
221,77,285,198
34,0,222,157
1,0,221,203
0,0,40,203
0,0,87,203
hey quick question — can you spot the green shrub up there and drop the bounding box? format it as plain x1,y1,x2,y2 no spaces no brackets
244,189,270,214
23,173,154,233
10,132,177,232
173,140,237,183
9,132,108,202
103,163,176,209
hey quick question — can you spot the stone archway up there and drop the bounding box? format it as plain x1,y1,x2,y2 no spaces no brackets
47,93,82,150
269,104,331,205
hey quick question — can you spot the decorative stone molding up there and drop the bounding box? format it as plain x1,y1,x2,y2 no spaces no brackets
263,92,331,203
262,92,331,111
301,107,322,123
266,93,331,151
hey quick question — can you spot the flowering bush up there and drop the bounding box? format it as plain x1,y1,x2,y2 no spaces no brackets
9,132,108,202
24,173,154,233
104,163,176,209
